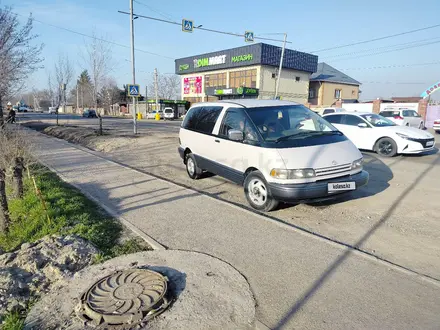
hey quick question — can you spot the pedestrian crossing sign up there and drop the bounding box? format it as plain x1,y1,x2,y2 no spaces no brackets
127,84,140,97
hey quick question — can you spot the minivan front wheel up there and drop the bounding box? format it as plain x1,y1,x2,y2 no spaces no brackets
244,171,279,212
185,153,202,179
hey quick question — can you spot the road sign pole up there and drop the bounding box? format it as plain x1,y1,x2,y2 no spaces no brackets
154,68,159,113
275,33,287,99
129,0,137,134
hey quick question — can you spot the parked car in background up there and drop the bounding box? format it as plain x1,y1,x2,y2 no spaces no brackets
163,107,175,120
379,109,424,129
319,107,346,116
48,107,58,114
179,100,368,211
433,119,440,134
82,109,98,118
146,110,163,119
324,112,435,157
18,106,29,112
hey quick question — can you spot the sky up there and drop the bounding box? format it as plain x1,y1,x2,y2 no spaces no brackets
4,0,440,101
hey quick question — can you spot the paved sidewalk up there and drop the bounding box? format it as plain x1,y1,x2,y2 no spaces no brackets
31,130,440,330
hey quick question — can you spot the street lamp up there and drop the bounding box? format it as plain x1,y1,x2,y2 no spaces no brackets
129,0,137,134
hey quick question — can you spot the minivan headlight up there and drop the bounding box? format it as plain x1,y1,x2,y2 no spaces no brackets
351,158,363,170
270,168,316,179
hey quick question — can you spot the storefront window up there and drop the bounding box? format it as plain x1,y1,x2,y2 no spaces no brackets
205,73,227,89
229,69,257,88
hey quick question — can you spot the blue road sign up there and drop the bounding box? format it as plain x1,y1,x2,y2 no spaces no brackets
182,19,194,33
245,31,254,42
127,84,140,97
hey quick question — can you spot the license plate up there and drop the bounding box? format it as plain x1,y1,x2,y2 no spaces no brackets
426,140,434,147
328,182,356,193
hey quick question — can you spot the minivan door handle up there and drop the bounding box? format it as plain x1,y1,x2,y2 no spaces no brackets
215,139,220,143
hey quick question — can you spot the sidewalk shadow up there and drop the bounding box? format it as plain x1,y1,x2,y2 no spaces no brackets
272,153,440,329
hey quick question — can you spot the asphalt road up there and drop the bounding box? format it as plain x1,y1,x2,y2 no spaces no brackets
17,112,182,133
29,129,440,330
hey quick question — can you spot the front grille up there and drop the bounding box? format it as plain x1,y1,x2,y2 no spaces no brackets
315,163,352,177
407,137,435,148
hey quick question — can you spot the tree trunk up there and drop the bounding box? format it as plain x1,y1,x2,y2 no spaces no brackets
13,157,24,199
0,169,10,233
0,94,4,128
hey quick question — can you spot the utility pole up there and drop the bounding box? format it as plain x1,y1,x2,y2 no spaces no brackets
76,81,79,114
129,0,137,134
275,33,287,99
154,68,159,112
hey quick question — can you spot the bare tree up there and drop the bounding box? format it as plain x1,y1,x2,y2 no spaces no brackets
99,77,122,115
54,53,74,109
83,33,113,112
148,72,180,100
0,6,43,126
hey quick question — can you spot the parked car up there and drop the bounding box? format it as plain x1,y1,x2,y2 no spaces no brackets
323,112,435,157
178,100,368,211
163,107,175,120
18,106,29,112
433,119,440,134
82,109,98,118
48,107,58,114
146,110,163,119
379,109,424,129
319,107,346,116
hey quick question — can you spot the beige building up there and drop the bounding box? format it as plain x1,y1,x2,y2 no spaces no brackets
175,43,318,105
308,63,361,107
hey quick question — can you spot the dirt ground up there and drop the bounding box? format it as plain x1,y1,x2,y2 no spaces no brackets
26,122,440,281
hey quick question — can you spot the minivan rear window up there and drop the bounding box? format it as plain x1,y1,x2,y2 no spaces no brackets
182,106,223,134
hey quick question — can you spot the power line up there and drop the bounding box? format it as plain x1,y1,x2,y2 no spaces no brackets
133,0,177,22
13,11,175,60
322,37,440,60
310,23,440,53
340,61,440,71
117,10,292,44
326,39,440,63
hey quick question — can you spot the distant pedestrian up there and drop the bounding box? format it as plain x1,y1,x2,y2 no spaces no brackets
6,102,16,124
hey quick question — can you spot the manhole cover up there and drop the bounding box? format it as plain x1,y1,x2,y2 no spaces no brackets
77,269,170,329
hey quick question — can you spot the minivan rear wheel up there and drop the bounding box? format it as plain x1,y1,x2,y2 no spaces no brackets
244,171,279,212
185,153,202,179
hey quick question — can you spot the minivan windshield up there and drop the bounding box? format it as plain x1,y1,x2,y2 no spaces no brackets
245,105,338,142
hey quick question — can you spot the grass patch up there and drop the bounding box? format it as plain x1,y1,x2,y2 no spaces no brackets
1,312,24,330
0,166,149,257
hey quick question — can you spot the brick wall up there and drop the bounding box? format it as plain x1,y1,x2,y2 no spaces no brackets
418,99,428,122
372,99,381,114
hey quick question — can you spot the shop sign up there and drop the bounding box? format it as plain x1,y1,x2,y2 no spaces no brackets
184,76,202,94
194,55,227,68
214,88,233,95
232,54,253,63
237,87,258,95
179,64,190,71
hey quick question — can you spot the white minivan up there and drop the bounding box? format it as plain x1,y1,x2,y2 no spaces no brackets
178,100,369,211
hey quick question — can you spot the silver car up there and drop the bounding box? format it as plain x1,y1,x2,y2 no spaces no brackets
379,109,424,129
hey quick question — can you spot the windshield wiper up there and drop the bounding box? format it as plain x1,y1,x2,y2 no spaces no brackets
274,130,342,143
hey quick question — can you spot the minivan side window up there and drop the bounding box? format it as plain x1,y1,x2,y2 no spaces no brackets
323,109,335,115
402,110,411,117
182,106,223,134
220,110,258,142
325,114,343,124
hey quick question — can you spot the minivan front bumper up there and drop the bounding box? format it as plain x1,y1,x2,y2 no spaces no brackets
268,170,369,203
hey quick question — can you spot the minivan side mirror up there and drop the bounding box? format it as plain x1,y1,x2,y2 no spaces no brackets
228,130,244,141
358,123,369,128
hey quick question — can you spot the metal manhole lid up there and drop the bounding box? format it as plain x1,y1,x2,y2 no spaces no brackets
77,269,169,329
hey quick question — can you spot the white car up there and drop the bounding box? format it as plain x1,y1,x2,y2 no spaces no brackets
379,109,424,129
48,107,58,114
146,110,163,119
433,119,440,134
323,112,435,157
319,107,346,116
163,107,175,120
179,100,368,211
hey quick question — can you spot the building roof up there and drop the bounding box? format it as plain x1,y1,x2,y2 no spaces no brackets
310,63,361,86
391,97,422,103
175,43,318,75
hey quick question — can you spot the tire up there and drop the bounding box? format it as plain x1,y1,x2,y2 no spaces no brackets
436,131,440,135
376,137,398,157
419,121,424,129
244,171,279,212
185,153,202,180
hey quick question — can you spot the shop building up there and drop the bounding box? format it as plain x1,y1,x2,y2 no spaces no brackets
175,43,318,104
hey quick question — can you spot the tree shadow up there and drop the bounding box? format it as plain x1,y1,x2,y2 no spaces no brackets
273,153,440,329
